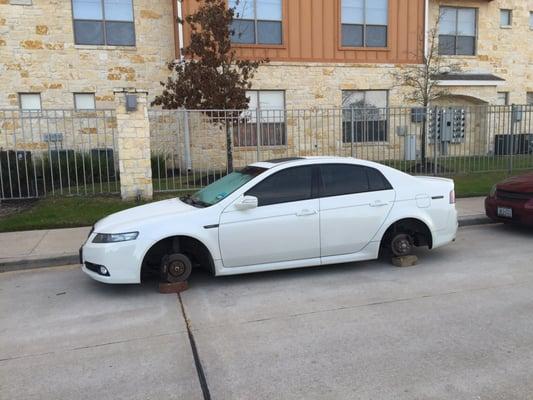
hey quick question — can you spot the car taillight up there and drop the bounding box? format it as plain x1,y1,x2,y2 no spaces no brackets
449,190,456,204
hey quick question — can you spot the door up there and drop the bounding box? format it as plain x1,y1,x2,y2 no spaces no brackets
219,166,320,268
319,164,395,257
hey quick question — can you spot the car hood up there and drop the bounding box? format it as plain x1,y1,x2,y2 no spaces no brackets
94,198,196,233
498,172,533,193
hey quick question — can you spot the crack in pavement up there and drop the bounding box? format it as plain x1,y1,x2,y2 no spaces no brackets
178,293,211,400
187,278,531,331
0,331,182,363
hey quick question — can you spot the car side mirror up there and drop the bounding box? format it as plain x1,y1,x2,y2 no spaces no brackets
235,195,258,210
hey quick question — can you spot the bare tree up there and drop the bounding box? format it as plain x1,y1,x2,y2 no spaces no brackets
391,15,462,166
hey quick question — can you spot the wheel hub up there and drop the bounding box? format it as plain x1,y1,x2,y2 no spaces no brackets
392,234,412,256
168,261,186,277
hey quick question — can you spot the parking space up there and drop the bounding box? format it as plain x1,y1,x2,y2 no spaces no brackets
0,267,202,400
2,224,533,399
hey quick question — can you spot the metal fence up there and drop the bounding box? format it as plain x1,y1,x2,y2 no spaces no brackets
149,105,533,193
0,109,119,199
2,105,532,199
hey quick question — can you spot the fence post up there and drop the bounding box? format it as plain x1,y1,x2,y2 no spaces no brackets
114,89,153,201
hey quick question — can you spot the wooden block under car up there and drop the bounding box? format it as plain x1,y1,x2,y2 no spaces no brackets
159,281,189,294
391,255,418,268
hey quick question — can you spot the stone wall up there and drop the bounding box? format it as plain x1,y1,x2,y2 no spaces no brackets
0,0,175,109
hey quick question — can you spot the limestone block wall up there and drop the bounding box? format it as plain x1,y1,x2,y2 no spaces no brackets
115,90,152,200
0,0,175,109
428,0,533,105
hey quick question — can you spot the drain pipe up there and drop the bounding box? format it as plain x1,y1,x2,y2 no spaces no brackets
175,0,192,171
424,0,429,59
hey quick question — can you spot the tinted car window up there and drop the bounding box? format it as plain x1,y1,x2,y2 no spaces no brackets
246,166,313,206
320,164,369,197
366,167,393,191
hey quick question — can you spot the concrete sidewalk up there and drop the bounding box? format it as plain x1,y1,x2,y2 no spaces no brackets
0,197,489,272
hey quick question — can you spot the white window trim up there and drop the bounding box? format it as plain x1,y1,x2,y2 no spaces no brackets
74,93,97,110
19,93,42,110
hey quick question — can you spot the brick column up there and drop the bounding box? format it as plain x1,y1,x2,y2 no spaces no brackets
114,89,153,201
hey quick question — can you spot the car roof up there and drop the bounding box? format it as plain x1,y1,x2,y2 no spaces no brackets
250,156,366,169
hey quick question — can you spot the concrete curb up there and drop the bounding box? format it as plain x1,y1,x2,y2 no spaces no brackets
458,214,496,227
0,215,497,273
0,254,79,273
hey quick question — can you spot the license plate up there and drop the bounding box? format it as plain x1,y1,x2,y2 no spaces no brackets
497,207,513,218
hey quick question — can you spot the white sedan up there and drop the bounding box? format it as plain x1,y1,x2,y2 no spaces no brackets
81,157,457,284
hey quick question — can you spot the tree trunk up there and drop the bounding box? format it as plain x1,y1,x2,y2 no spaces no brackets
226,124,234,173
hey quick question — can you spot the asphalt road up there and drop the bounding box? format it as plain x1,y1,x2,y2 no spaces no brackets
1,224,533,400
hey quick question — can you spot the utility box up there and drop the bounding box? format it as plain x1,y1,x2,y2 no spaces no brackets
404,135,417,161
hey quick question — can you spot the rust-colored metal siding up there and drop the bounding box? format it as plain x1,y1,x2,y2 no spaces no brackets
181,0,425,64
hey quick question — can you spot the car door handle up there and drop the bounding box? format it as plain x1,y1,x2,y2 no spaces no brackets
369,200,388,207
296,209,317,217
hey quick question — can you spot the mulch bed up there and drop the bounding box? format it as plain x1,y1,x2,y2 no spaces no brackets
0,199,36,219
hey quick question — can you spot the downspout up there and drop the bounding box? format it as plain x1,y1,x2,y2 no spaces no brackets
424,0,429,59
175,0,192,170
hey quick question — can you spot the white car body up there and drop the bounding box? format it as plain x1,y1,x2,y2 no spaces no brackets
81,157,457,284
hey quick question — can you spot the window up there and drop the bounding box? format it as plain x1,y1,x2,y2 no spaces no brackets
320,164,368,196
74,93,96,110
342,90,388,143
235,90,286,147
341,0,388,47
229,0,282,45
366,167,393,191
191,166,266,206
19,93,41,110
439,7,476,55
530,12,533,29
319,164,392,197
500,9,512,27
496,92,509,106
246,166,313,206
527,92,533,105
72,0,135,46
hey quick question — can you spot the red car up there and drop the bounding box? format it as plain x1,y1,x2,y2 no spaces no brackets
485,171,533,226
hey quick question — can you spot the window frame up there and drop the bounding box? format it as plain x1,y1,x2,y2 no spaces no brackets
500,9,512,28
317,163,393,199
229,0,284,47
71,0,136,47
339,0,389,49
73,92,96,110
244,165,318,207
341,89,389,144
438,6,477,56
496,91,509,106
18,93,42,111
526,92,533,106
235,89,287,148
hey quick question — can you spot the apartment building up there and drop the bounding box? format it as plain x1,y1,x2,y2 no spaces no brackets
1,0,533,112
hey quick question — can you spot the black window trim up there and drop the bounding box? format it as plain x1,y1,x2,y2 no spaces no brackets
230,0,283,45
341,89,390,143
71,0,136,47
438,6,477,56
244,165,319,207
317,163,393,199
341,0,389,48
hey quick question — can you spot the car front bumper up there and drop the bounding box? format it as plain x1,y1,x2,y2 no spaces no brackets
485,197,533,226
80,235,142,284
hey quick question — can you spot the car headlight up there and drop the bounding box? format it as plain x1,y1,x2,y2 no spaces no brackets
489,184,497,198
92,232,139,243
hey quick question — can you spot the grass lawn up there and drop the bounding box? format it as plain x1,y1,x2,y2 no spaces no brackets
0,194,182,233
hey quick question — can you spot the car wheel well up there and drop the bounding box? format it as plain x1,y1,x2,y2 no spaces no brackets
380,218,433,252
141,236,215,281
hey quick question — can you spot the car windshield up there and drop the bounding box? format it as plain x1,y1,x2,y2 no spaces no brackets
180,166,267,207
